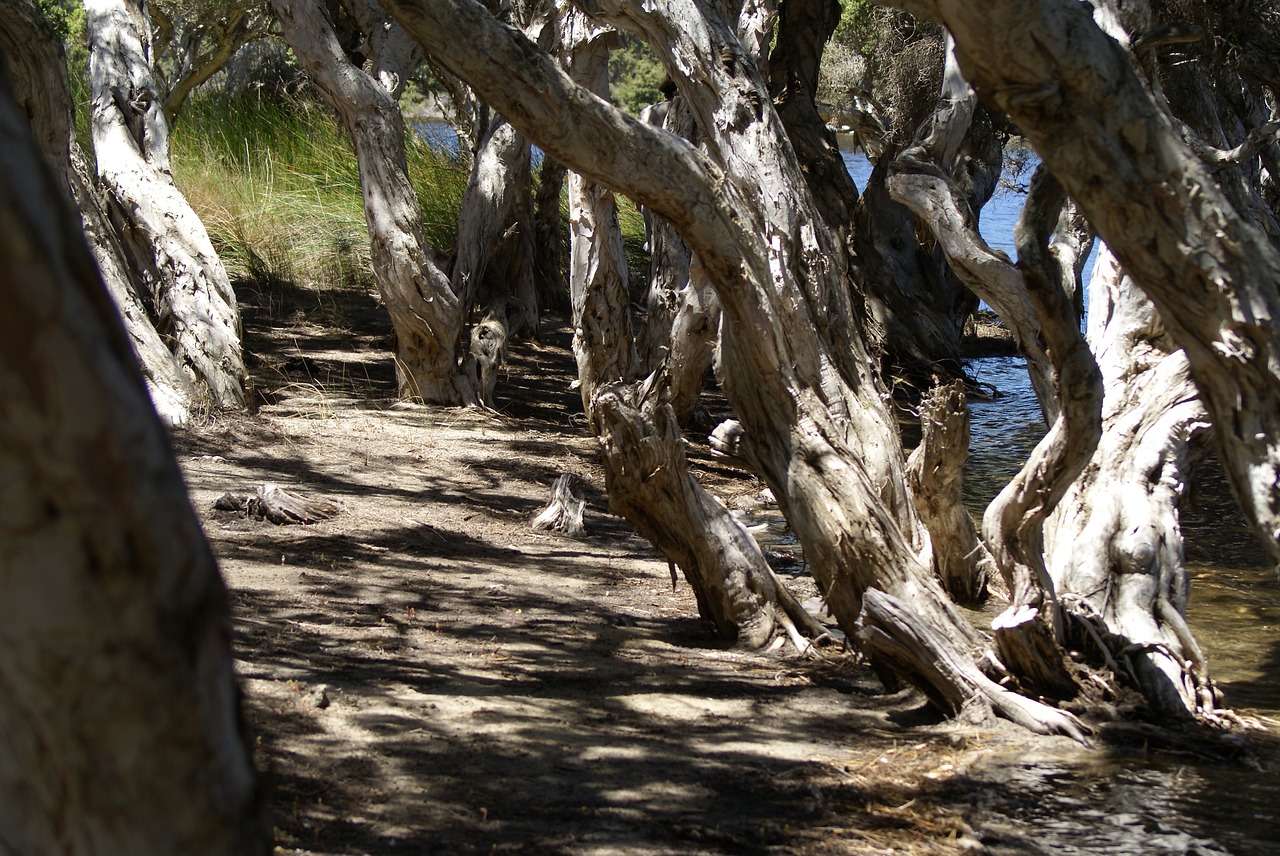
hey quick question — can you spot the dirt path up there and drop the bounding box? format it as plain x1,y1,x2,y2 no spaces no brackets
172,285,1051,854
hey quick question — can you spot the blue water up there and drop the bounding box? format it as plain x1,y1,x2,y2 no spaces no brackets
841,149,1098,304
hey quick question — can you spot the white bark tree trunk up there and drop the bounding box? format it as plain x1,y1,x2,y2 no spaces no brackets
1046,247,1218,717
0,67,264,855
273,0,468,403
85,0,248,411
982,168,1104,701
902,0,1280,566
561,18,817,649
1,0,196,426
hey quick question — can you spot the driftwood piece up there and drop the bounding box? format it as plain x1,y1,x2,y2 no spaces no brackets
214,484,341,525
531,473,586,536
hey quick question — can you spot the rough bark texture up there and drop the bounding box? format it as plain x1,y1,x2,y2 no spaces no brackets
908,0,1280,565
0,66,265,855
273,0,466,403
85,0,248,411
0,0,196,426
982,168,1104,700
906,381,995,603
560,19,814,649
857,590,1089,742
381,0,1081,724
1046,247,1217,717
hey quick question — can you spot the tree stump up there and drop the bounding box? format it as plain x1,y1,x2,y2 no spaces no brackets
531,473,586,536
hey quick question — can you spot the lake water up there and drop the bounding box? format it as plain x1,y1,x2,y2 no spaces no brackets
841,148,1280,855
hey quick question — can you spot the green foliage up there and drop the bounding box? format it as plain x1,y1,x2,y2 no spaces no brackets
34,0,82,40
170,91,469,291
833,0,879,49
609,34,666,115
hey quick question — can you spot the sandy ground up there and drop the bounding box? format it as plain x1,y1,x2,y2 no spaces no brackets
170,280,1075,855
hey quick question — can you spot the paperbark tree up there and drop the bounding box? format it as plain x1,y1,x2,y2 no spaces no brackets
86,0,249,412
0,0,197,426
384,0,1089,737
892,0,1280,567
272,0,470,403
150,0,277,125
0,61,265,855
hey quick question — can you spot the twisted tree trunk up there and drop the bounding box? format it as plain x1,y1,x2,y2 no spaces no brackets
901,0,1280,566
0,0,196,426
273,0,468,403
561,17,818,649
85,0,248,412
1047,247,1218,718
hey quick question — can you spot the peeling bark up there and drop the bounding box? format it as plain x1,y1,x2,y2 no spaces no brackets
0,67,265,854
982,168,1103,701
906,381,995,603
273,0,466,403
885,34,1055,420
0,0,196,426
85,0,248,411
1047,247,1218,717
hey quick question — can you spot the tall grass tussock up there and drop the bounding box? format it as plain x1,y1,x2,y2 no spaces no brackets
171,92,468,295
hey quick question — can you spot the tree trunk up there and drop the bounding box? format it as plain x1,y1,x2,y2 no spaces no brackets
1046,246,1218,717
273,0,467,403
0,0,197,426
561,19,818,649
982,168,1104,701
906,381,995,603
85,0,248,411
0,66,265,855
906,0,1280,565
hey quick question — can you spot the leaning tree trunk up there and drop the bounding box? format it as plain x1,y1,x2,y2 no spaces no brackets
906,0,1280,566
1046,246,1219,718
885,33,1056,420
982,168,1104,702
383,0,1096,739
0,0,196,426
85,0,248,411
0,66,265,855
273,0,467,403
561,16,821,649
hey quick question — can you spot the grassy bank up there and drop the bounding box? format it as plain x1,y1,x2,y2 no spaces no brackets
171,92,468,294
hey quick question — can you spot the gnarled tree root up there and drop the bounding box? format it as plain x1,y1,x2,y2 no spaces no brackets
856,588,1091,744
